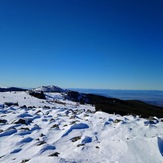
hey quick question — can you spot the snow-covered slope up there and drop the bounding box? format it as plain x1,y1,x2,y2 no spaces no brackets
0,91,163,163
33,85,66,93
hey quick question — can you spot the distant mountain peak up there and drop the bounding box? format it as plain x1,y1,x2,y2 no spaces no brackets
0,87,27,92
33,85,66,93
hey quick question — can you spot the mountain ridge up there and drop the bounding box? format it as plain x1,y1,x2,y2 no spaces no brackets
1,85,163,118
0,87,27,92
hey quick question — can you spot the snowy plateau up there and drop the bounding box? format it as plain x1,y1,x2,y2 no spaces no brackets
0,86,163,163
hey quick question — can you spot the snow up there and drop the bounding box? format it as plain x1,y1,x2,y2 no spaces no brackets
33,85,66,93
158,137,163,156
0,91,163,162
62,123,89,137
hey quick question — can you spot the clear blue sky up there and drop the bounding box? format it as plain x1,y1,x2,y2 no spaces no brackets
0,0,163,90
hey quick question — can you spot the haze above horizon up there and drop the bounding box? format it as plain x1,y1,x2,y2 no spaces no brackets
0,0,163,90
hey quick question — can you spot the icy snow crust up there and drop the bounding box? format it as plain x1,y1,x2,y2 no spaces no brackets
0,91,163,163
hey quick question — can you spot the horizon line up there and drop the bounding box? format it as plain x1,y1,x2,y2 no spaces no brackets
1,85,163,92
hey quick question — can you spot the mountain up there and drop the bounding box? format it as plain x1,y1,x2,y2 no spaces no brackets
64,90,163,118
1,85,163,118
32,85,66,93
72,88,163,107
0,87,27,92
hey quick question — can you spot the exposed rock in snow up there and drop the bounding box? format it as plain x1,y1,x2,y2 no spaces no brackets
0,90,163,163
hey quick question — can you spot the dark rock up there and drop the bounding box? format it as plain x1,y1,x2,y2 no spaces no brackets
28,91,46,99
21,159,30,163
44,106,50,109
40,133,45,137
51,124,59,130
70,116,76,119
49,152,60,157
14,119,28,125
14,119,26,124
37,141,46,146
114,119,122,124
50,118,55,123
77,144,85,147
4,102,18,107
70,121,78,125
35,110,42,114
70,136,81,142
86,109,95,114
0,119,7,124
19,127,30,131
28,106,33,109
20,105,27,108
0,155,5,159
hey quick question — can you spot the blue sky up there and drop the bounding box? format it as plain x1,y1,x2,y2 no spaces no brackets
0,0,163,90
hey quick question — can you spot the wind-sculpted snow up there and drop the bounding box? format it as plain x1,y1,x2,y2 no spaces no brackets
10,148,22,154
17,137,33,145
39,144,56,154
0,91,163,163
0,128,17,137
62,123,89,137
82,136,92,144
158,137,163,156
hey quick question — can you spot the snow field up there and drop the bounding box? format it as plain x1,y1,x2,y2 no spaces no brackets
0,92,163,162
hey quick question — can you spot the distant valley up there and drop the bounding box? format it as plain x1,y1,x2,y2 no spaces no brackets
71,89,163,107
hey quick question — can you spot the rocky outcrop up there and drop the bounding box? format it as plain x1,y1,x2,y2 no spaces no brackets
28,91,46,99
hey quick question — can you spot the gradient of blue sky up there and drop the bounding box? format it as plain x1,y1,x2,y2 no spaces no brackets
0,0,163,89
